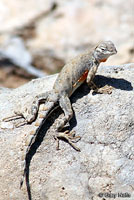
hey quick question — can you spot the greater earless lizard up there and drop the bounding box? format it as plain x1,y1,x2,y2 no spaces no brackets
4,41,117,188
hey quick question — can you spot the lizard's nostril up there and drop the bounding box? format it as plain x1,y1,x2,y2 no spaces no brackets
113,49,117,54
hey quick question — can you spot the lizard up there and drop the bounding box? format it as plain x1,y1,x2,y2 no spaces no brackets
4,41,117,188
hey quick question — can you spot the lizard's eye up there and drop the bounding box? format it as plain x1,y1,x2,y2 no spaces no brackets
101,47,106,51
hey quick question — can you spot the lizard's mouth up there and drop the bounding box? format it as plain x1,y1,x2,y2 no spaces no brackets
114,49,117,54
110,48,117,55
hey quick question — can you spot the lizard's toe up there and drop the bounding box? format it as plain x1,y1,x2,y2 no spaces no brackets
55,130,81,151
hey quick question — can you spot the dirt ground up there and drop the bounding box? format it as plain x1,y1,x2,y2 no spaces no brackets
0,55,64,88
0,66,31,88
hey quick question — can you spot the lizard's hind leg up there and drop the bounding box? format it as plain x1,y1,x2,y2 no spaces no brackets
26,91,50,122
3,92,50,127
56,95,81,151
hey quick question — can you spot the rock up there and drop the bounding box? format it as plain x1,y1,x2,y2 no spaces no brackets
0,36,46,77
0,63,134,199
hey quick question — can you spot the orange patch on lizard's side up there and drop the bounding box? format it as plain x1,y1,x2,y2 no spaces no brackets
78,70,89,82
73,70,89,88
99,58,107,62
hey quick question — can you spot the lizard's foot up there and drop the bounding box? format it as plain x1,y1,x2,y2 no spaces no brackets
3,115,23,122
95,85,113,94
3,115,28,128
3,105,38,128
15,120,28,128
89,81,113,94
55,130,81,151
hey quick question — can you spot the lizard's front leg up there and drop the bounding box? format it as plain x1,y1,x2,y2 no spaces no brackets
55,95,81,151
86,66,113,94
86,65,98,89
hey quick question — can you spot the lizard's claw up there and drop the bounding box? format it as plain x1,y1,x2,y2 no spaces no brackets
3,115,27,128
55,130,81,151
3,115,23,122
15,120,27,128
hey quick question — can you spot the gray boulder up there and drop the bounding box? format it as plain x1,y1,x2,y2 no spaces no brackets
0,63,134,200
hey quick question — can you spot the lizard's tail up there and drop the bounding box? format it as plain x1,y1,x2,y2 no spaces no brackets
20,100,57,188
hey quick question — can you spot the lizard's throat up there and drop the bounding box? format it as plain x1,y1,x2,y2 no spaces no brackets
93,52,108,63
99,58,107,62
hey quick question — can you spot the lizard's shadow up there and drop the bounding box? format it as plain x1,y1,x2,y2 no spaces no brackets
25,75,132,200
93,75,133,91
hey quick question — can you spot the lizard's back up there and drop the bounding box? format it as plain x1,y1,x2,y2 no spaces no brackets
53,50,94,96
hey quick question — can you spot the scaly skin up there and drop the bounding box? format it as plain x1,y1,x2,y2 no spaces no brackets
5,41,117,188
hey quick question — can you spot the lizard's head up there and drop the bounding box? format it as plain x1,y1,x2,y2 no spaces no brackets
94,41,117,62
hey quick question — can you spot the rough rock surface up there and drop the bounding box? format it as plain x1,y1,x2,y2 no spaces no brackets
0,63,134,200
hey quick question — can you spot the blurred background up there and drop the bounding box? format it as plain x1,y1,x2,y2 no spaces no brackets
0,0,133,88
